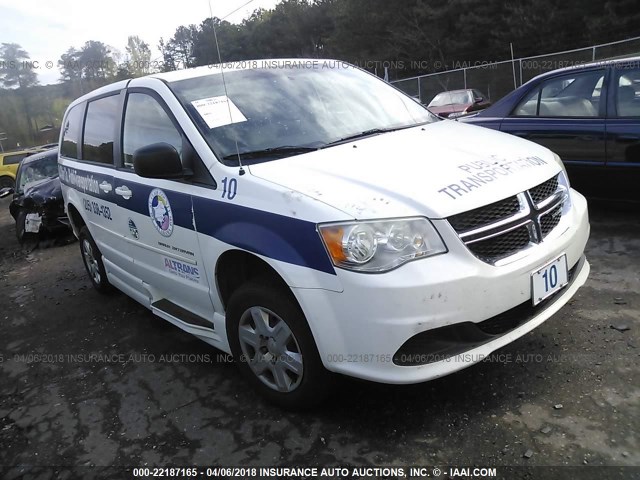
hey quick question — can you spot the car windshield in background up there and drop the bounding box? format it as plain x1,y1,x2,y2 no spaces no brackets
169,64,435,164
429,91,472,107
16,156,59,193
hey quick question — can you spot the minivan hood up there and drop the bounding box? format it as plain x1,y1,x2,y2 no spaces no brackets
249,121,562,219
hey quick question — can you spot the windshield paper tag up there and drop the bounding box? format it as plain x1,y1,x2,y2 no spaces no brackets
191,96,247,129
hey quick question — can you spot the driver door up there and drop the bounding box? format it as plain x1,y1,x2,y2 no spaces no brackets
115,89,216,324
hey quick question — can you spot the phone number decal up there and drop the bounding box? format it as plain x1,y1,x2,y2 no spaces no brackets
83,198,113,221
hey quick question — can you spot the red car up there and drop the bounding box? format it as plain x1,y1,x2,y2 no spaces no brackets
427,89,491,118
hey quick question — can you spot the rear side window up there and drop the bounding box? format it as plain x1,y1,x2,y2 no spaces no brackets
513,70,605,117
82,95,120,165
3,154,25,165
61,104,84,159
122,93,183,168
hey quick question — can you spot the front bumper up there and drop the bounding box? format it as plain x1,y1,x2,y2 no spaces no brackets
293,189,590,384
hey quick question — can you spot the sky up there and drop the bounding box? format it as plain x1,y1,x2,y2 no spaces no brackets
0,0,281,85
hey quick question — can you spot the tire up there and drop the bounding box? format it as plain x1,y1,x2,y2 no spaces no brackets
226,281,333,409
79,226,113,294
0,176,14,189
15,209,27,243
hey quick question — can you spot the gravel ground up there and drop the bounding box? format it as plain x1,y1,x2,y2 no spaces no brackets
0,198,638,479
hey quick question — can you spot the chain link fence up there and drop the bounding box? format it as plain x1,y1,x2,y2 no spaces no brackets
392,36,640,106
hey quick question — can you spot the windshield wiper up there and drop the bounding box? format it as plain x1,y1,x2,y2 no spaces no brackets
222,146,319,162
321,124,420,148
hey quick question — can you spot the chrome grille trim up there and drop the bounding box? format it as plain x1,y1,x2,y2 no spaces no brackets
460,192,531,244
449,196,521,232
463,217,532,245
448,174,566,264
537,186,568,210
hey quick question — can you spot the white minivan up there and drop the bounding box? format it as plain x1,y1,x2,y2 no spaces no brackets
59,60,590,408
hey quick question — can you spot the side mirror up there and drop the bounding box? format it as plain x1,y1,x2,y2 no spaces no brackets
474,97,484,104
0,187,14,198
133,143,190,179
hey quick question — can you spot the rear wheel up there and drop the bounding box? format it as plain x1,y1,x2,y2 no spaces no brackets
227,281,332,409
79,226,113,293
0,176,14,189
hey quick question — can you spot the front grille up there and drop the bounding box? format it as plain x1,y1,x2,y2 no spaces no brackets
448,174,564,264
449,196,520,232
530,176,559,205
540,205,562,238
467,226,531,261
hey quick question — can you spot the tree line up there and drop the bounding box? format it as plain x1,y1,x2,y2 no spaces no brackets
0,0,637,150
158,0,637,74
0,36,152,150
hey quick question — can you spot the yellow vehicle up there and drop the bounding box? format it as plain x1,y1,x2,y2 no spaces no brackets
0,149,44,188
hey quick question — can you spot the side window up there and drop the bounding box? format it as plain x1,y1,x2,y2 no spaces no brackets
122,93,183,168
61,104,84,159
513,70,605,117
615,69,640,117
82,95,119,165
3,154,25,165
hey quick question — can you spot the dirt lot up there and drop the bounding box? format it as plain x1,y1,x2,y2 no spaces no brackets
0,198,638,479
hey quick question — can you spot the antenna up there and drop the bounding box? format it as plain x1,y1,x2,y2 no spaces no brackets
209,0,245,175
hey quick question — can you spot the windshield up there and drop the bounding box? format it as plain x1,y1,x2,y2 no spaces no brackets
16,155,58,193
428,91,472,107
169,63,436,164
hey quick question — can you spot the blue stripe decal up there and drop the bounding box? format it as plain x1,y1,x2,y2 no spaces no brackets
58,165,115,203
114,179,195,231
191,196,335,275
60,165,336,275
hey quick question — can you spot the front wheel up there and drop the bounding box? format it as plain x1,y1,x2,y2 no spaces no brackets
15,209,39,249
227,281,332,409
79,226,113,294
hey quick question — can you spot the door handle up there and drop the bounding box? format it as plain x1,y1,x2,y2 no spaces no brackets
115,186,132,200
99,181,112,193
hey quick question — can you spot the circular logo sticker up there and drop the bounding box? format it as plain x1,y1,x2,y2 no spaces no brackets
148,189,174,237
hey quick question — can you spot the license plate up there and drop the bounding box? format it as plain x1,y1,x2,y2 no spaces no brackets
25,213,42,233
531,254,569,305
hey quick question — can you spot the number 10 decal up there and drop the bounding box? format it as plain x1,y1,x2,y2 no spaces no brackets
221,177,238,200
542,264,558,292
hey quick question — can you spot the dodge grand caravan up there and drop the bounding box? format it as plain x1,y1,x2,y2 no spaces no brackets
59,60,590,408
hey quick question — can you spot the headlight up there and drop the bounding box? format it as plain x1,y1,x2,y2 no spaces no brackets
318,217,447,273
553,153,571,189
553,153,572,211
